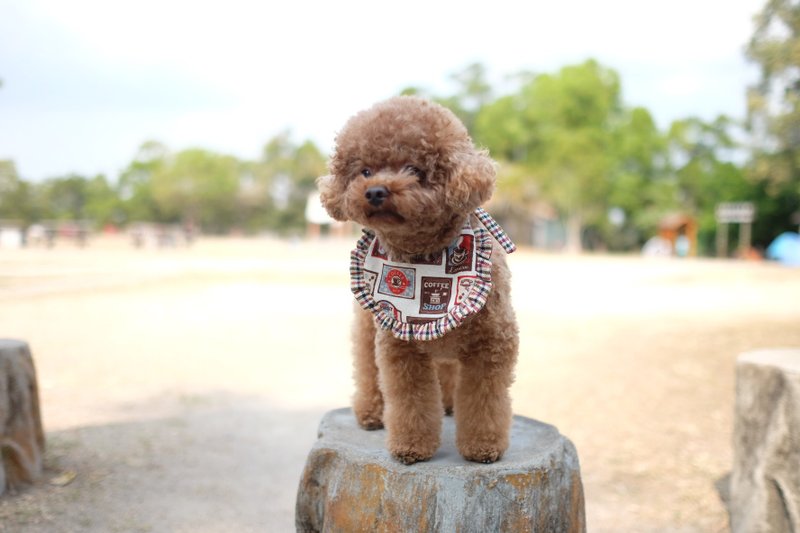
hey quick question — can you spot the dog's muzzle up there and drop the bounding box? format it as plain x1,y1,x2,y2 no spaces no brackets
365,185,390,207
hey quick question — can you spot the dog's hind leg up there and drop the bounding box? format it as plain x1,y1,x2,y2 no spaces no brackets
351,306,384,430
454,319,518,464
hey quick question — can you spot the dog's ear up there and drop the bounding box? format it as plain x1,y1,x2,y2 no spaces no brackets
317,174,348,221
444,148,496,211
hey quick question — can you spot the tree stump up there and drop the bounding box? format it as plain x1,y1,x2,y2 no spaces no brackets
296,408,585,533
0,339,46,495
730,349,800,532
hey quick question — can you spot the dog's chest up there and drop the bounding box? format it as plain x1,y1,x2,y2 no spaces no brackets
413,327,467,359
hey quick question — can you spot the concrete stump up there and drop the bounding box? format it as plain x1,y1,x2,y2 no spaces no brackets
730,349,800,532
296,408,585,533
0,339,45,495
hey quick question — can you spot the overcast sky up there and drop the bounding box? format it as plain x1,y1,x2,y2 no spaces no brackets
0,0,764,182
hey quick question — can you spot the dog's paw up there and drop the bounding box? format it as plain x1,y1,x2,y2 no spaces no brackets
461,446,503,464
458,437,507,464
360,420,384,431
356,413,384,431
389,437,439,465
353,400,384,430
392,447,433,465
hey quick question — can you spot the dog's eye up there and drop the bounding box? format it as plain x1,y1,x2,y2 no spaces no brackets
404,165,426,181
360,168,372,178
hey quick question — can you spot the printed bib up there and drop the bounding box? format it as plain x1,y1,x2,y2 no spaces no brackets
350,207,515,341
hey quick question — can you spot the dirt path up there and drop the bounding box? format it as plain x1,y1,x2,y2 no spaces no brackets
1,236,799,532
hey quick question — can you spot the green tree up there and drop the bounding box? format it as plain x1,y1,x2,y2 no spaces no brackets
41,175,89,221
0,160,35,224
745,0,800,237
115,137,326,235
84,174,122,228
32,173,117,228
252,133,327,235
598,106,670,250
666,117,754,253
475,60,624,251
150,148,241,233
253,133,297,231
118,141,168,223
401,63,493,134
435,63,494,134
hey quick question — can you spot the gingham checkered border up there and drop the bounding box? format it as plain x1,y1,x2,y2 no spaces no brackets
350,209,514,342
475,206,516,254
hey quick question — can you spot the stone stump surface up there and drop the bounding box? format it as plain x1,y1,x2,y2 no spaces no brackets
296,408,585,533
731,349,800,532
0,339,45,495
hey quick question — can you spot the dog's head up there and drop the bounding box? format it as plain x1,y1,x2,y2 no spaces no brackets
319,96,495,242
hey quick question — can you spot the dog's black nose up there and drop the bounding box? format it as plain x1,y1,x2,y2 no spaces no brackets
365,185,390,207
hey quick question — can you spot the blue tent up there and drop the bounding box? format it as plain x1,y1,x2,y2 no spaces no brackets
766,232,800,266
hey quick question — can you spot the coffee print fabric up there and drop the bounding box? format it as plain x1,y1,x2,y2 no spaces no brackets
350,209,515,341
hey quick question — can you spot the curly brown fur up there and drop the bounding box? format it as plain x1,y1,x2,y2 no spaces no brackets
320,96,518,464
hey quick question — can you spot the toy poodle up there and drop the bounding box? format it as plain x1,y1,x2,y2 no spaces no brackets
318,96,519,464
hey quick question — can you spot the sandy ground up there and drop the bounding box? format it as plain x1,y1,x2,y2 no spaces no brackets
0,235,799,532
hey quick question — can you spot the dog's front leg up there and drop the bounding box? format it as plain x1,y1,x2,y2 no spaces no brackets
376,333,442,464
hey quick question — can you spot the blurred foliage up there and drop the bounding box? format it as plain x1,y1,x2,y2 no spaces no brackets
251,133,327,234
460,51,794,253
745,0,800,241
0,160,35,222
150,148,241,233
475,60,623,250
1,3,798,251
0,135,325,236
117,141,169,224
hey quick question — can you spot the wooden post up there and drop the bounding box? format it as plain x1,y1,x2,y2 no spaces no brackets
716,202,756,258
717,222,729,258
296,408,585,532
730,349,800,532
0,339,46,494
740,222,752,257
